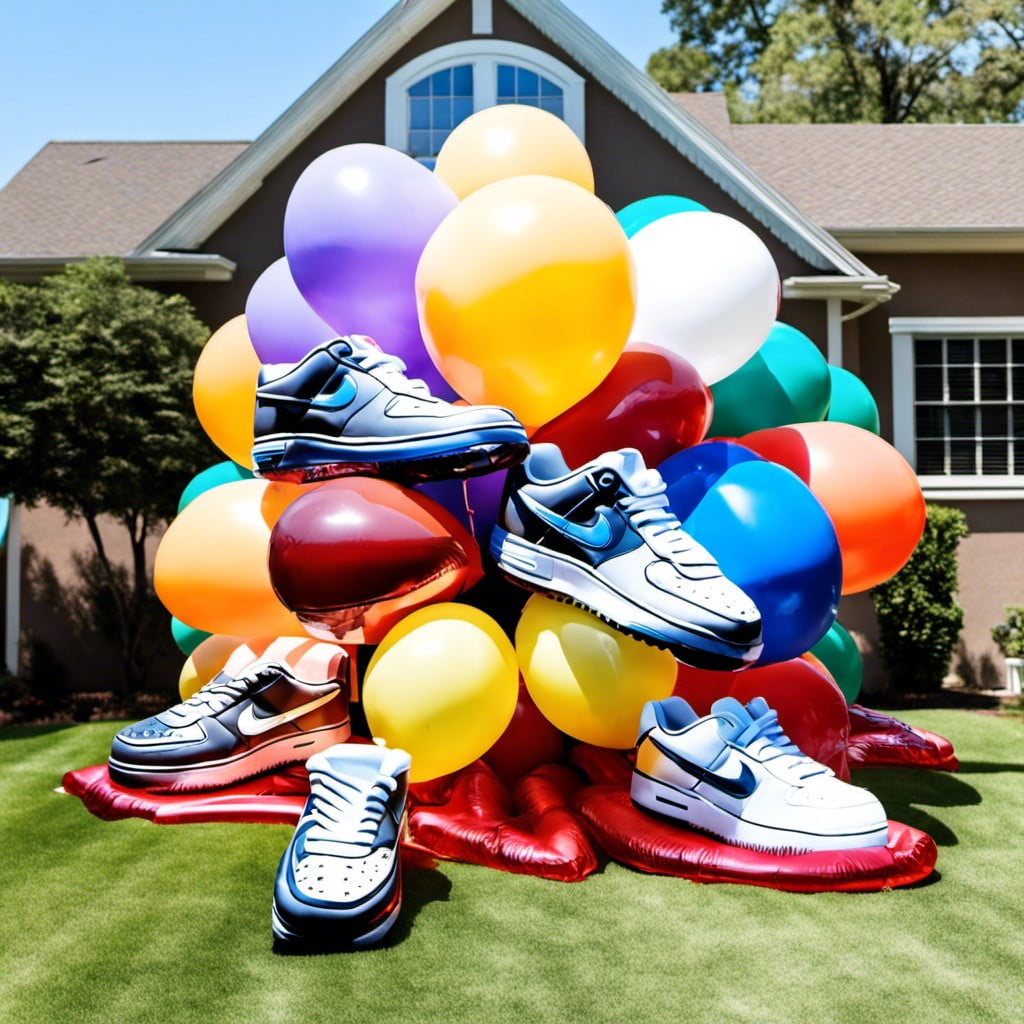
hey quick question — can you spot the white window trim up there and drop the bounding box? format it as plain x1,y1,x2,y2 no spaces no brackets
891,315,1024,499
384,39,586,155
472,0,492,35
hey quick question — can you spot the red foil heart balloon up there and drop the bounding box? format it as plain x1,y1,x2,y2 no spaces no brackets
268,478,482,643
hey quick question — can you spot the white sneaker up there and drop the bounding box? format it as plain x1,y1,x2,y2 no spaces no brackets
630,696,888,853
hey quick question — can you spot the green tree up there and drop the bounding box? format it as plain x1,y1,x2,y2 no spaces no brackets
0,258,213,690
650,0,1024,123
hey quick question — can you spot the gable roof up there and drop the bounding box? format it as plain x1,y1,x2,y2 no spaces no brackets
0,142,247,258
135,0,876,278
674,92,1024,251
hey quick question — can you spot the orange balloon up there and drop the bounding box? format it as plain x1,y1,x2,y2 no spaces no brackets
433,105,594,199
416,175,636,427
193,314,261,468
155,479,313,637
741,422,925,595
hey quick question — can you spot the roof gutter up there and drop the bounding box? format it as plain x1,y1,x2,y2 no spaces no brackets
0,253,237,283
830,227,1024,254
782,273,899,320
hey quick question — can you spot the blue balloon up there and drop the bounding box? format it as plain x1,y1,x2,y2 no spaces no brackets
616,195,709,238
171,617,211,657
679,460,842,665
659,441,763,522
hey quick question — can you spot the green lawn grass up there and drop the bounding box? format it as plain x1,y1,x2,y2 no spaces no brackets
0,710,1021,1024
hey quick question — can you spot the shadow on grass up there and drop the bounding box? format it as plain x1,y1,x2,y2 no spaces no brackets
954,760,1024,774
0,722,78,741
272,859,453,957
854,766,982,847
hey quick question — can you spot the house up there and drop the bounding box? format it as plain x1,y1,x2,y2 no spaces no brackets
1,0,1021,693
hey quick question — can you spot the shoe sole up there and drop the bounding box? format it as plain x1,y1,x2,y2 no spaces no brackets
630,771,890,854
251,430,529,485
491,529,761,671
271,878,402,950
107,722,351,793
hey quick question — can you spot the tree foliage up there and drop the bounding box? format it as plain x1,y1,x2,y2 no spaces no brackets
871,504,969,694
0,258,213,688
650,0,1024,123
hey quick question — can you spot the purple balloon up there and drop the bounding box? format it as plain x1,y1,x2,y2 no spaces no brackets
245,258,337,364
283,144,458,397
416,471,508,542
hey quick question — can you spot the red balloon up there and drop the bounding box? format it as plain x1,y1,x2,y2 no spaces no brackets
727,657,850,779
671,662,734,716
481,680,567,787
532,342,712,469
268,479,482,643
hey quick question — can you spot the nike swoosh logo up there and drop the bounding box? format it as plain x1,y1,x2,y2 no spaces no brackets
309,373,357,411
648,735,759,798
237,692,338,737
519,491,614,548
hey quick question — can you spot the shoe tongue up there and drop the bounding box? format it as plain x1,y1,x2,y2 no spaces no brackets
600,449,664,497
745,696,771,719
710,696,754,738
342,334,380,357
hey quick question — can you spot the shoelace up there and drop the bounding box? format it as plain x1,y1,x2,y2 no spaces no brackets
303,768,398,856
617,469,716,567
175,667,276,718
352,346,432,399
739,709,830,782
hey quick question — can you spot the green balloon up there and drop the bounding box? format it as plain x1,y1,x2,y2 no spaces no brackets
709,322,831,438
615,194,708,238
177,460,253,514
826,366,880,434
171,617,211,657
810,621,863,705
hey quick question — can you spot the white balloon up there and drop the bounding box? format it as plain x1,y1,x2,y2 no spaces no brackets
627,211,779,384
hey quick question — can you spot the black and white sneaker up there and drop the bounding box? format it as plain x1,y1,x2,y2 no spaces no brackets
251,335,529,484
490,444,763,670
108,661,351,792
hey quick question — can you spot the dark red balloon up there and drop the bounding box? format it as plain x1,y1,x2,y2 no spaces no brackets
481,680,567,787
727,658,851,779
531,342,712,469
268,478,482,644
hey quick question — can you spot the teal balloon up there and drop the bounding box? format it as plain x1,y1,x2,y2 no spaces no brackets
810,621,863,704
171,617,211,657
709,321,831,438
616,195,708,238
177,461,253,514
826,366,880,434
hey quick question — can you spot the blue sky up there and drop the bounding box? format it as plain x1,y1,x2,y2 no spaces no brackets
0,1,676,189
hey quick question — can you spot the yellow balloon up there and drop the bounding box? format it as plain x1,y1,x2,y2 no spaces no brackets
155,479,312,639
416,174,636,427
193,314,261,468
515,595,677,748
434,104,594,199
363,604,518,782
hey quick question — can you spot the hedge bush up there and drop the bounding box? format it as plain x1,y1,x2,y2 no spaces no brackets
871,503,968,694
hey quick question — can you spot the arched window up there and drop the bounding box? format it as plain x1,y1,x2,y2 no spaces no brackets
386,41,585,167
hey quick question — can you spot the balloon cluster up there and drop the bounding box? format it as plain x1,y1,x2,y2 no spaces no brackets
157,105,924,783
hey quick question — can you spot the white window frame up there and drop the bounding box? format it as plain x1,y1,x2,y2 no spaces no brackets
384,39,586,157
891,315,1024,500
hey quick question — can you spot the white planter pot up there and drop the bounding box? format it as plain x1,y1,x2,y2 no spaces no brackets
1004,657,1023,696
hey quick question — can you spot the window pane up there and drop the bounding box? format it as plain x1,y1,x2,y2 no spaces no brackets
408,76,430,97
915,338,942,364
917,440,945,474
431,68,452,94
980,366,1008,400
980,406,1008,438
1013,405,1024,436
1015,446,1024,475
452,64,473,96
982,440,1009,474
409,97,430,130
497,63,515,97
431,130,450,153
949,440,976,474
947,339,974,364
453,96,473,125
916,406,945,439
408,130,432,156
915,366,943,401
517,67,539,95
1014,339,1024,364
980,338,1007,364
540,96,564,116
947,406,975,438
432,96,451,128
947,366,974,401
541,75,561,96
1013,366,1024,399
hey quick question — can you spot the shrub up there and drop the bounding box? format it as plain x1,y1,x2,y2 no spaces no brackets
991,607,1024,659
871,503,968,694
